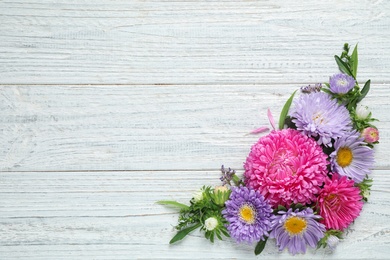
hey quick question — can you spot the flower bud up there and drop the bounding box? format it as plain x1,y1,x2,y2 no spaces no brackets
355,104,370,120
212,186,231,206
361,127,379,143
193,189,204,202
326,235,340,250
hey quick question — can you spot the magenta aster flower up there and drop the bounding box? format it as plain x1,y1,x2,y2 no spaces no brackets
330,131,374,183
291,92,352,146
244,129,328,207
222,186,272,244
329,73,356,94
317,176,363,230
269,208,325,255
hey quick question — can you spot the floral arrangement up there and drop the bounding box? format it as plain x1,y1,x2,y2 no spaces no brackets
157,43,379,255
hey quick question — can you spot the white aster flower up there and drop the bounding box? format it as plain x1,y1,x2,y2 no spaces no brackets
193,189,204,202
204,217,218,231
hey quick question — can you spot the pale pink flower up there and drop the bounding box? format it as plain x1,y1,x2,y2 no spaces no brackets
244,129,328,207
362,127,379,143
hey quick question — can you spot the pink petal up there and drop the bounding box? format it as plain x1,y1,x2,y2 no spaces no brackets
250,127,269,134
268,108,276,130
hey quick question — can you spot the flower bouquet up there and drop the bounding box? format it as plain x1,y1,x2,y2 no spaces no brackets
157,43,379,255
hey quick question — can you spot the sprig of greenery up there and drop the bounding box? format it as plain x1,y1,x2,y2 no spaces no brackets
161,186,230,244
326,43,372,112
356,177,373,202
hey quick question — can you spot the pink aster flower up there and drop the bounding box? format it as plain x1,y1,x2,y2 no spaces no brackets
244,129,328,207
317,176,363,230
362,127,379,143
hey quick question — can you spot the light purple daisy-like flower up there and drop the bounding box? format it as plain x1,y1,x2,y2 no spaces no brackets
291,92,352,146
269,208,325,255
329,73,355,94
222,186,272,244
330,131,374,183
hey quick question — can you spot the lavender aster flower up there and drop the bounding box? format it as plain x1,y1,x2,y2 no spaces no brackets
330,131,374,183
222,186,272,243
269,208,325,255
291,92,352,146
329,73,355,94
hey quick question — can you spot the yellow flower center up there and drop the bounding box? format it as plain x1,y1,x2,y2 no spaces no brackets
336,147,353,167
284,216,307,236
239,204,256,224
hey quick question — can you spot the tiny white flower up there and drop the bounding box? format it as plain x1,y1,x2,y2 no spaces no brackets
355,104,370,120
204,217,219,231
193,189,204,202
326,235,340,250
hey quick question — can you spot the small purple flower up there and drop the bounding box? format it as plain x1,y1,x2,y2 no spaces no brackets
301,83,322,94
291,92,352,146
330,131,374,183
329,73,355,94
220,165,235,185
269,208,325,255
222,186,272,244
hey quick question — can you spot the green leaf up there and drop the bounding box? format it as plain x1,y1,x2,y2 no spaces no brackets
169,223,202,244
357,80,371,103
350,44,358,78
277,205,287,212
255,237,268,255
279,90,297,130
156,200,189,210
335,55,354,78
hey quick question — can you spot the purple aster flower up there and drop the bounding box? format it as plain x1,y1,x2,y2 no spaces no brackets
329,73,355,94
222,186,272,243
330,131,374,183
291,92,352,146
269,208,325,255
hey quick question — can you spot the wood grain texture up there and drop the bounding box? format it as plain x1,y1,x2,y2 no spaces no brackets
0,0,389,84
1,0,390,259
0,84,389,172
1,170,389,259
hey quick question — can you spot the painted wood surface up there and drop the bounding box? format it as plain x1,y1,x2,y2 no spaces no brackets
0,0,389,259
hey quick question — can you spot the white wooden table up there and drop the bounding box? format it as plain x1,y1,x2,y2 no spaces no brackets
1,1,389,259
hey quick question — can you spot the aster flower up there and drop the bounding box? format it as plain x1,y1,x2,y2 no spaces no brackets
329,73,356,94
204,217,219,231
317,176,363,230
222,186,272,243
330,131,374,183
361,127,379,143
269,208,325,255
244,129,328,207
291,92,352,146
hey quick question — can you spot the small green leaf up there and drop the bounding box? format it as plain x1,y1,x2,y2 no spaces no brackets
277,205,287,212
156,200,189,210
335,55,354,78
357,79,371,103
279,90,297,130
169,223,201,244
255,237,268,255
350,44,358,78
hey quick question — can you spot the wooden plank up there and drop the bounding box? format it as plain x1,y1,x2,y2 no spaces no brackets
1,84,388,172
0,0,389,84
1,170,389,259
